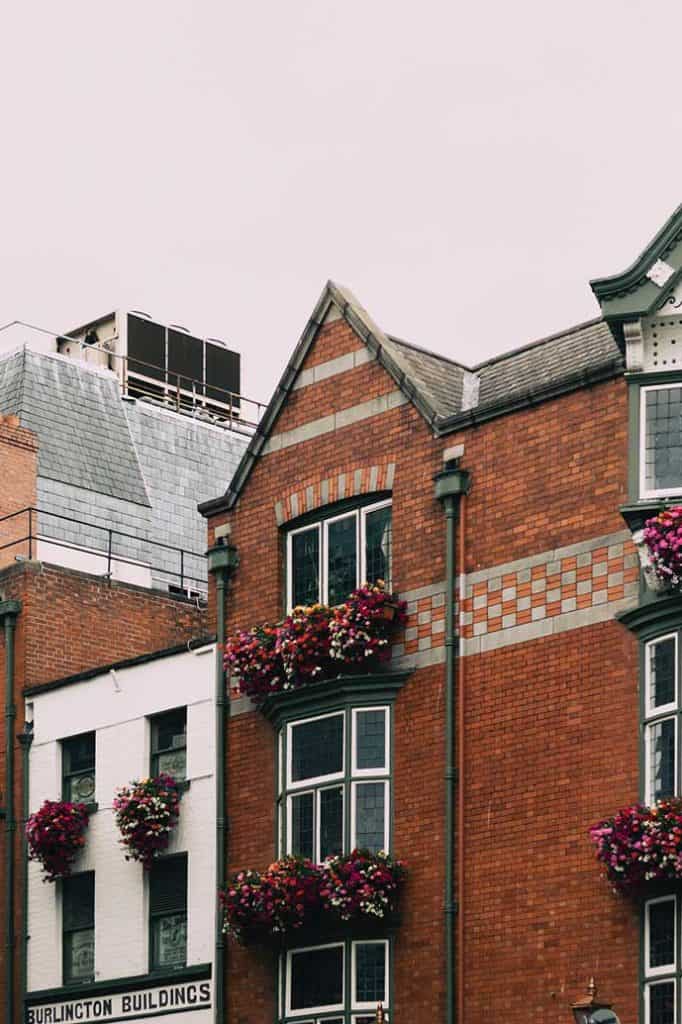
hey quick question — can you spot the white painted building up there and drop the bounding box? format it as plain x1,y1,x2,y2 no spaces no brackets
23,641,216,1024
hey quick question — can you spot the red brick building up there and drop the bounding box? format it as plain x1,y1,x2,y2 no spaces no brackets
202,211,682,1024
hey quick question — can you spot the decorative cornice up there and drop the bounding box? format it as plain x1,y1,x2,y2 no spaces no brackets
259,669,412,728
617,592,682,635
590,205,682,301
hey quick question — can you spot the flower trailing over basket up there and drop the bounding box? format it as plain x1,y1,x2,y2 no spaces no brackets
220,849,407,944
590,798,682,892
220,856,320,943
26,800,90,882
329,582,407,667
319,849,407,922
113,773,181,869
641,507,682,590
225,582,405,704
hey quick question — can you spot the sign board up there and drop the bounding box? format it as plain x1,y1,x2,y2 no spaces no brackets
26,978,211,1023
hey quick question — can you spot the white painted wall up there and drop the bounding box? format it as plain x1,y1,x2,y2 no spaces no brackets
26,644,216,1022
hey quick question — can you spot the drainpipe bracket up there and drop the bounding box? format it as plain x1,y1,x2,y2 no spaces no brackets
0,600,21,620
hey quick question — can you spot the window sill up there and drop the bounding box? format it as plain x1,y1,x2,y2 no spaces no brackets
260,669,412,728
83,801,98,814
176,779,191,794
621,500,682,533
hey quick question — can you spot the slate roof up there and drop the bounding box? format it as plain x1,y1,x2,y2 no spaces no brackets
0,348,150,505
200,280,625,514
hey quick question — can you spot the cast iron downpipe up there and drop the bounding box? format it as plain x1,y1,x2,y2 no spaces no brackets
434,465,469,1024
18,716,33,1019
207,538,238,1024
2,599,21,1024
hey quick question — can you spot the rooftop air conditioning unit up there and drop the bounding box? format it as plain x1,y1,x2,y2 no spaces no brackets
58,311,241,417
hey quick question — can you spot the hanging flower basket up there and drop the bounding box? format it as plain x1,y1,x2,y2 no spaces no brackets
220,849,407,945
640,508,682,592
590,798,682,892
319,849,407,922
26,800,90,883
220,856,320,944
329,583,407,667
226,582,406,704
113,774,181,869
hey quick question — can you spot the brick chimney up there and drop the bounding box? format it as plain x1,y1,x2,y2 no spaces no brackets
0,415,38,570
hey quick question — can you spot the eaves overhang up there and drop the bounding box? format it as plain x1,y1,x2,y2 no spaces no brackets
590,204,682,345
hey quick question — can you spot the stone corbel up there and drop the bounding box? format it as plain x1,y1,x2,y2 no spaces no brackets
623,319,644,372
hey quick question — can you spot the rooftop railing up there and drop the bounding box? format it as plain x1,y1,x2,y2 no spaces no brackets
0,507,208,599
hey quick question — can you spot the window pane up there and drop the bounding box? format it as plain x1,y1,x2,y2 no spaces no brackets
291,715,343,782
356,710,386,770
327,516,357,606
150,856,187,915
365,506,392,587
649,718,676,801
152,912,187,969
64,929,95,983
64,734,95,774
355,783,386,852
152,709,187,780
291,792,314,859
319,787,343,859
292,528,320,607
650,639,676,709
648,981,675,1024
649,900,676,970
64,771,96,804
290,946,343,1010
645,388,682,492
355,943,386,1004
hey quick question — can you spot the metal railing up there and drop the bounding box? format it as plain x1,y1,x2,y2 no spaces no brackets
0,319,268,431
0,507,208,597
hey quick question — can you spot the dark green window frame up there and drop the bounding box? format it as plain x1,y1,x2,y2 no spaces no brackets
150,707,187,782
285,494,392,611
628,372,682,503
149,853,188,972
62,872,95,985
61,732,96,805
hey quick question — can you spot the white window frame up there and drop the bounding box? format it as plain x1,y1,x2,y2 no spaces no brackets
644,977,677,1024
287,712,345,790
351,939,389,1011
645,895,677,979
351,780,390,853
285,943,345,1018
645,714,678,804
640,383,682,499
286,500,392,611
646,634,679,717
352,707,390,777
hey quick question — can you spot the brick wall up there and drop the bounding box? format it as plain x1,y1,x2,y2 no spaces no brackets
207,317,637,1023
0,561,208,1022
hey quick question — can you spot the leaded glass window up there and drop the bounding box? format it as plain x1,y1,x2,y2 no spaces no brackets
645,896,678,1023
282,940,389,1022
645,635,681,803
63,872,95,984
150,708,187,781
286,500,392,610
62,733,96,804
282,708,390,860
642,385,682,497
150,855,187,971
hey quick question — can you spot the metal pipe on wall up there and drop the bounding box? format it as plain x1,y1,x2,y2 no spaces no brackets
2,599,22,1024
18,716,33,1019
207,538,238,1024
434,466,469,1024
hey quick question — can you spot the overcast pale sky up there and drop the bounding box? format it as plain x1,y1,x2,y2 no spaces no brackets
1,2,680,402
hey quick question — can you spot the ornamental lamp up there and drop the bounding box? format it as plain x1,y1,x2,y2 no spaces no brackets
571,978,620,1024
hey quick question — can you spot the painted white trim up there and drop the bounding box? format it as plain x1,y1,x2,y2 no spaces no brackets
645,634,678,718
285,943,345,1017
287,712,345,790
640,383,682,499
645,715,678,804
351,780,389,853
351,939,389,1011
644,895,677,978
287,522,321,611
351,707,390,778
316,783,345,862
323,511,359,604
644,977,676,1024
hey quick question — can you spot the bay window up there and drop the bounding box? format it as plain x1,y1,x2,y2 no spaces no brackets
279,707,390,861
281,939,389,1023
640,383,682,499
644,895,677,1024
644,633,679,803
287,500,391,610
